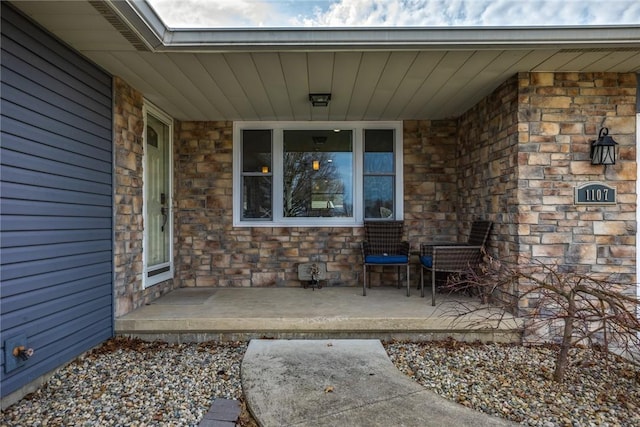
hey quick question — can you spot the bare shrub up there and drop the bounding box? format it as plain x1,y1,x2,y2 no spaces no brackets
442,257,640,382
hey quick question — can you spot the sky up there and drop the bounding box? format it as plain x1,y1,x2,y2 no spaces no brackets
145,0,640,28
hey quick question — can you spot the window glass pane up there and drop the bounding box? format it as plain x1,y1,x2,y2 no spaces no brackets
283,130,353,218
364,176,394,219
243,175,272,219
242,129,272,219
243,129,271,173
364,129,394,174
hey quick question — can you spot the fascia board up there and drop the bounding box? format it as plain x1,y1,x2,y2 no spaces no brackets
107,1,640,53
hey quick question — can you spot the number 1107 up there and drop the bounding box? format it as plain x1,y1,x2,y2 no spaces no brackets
585,189,609,201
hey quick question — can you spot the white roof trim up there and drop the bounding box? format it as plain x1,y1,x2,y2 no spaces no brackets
112,1,640,53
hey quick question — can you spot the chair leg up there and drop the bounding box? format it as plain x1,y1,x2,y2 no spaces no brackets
396,266,400,289
406,264,410,297
431,269,436,306
420,266,424,298
363,264,367,296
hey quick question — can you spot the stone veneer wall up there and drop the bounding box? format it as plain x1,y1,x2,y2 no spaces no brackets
454,72,637,314
113,77,176,316
515,72,637,315
173,120,460,288
403,120,459,240
456,74,521,261
174,123,358,288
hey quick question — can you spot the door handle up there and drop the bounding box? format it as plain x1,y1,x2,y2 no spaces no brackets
160,207,168,232
160,192,168,232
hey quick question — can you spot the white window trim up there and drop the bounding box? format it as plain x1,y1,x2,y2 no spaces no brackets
233,121,403,227
142,101,174,288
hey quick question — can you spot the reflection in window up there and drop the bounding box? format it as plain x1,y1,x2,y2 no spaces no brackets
234,122,402,226
242,130,272,219
283,130,353,218
364,129,395,219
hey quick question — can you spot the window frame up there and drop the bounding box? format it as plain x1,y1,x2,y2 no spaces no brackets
233,121,403,227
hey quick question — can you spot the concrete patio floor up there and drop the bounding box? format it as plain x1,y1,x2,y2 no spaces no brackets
115,286,523,343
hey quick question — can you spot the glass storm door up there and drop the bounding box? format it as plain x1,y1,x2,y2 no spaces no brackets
144,109,172,286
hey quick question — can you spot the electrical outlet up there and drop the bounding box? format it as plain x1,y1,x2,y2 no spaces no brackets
4,334,27,373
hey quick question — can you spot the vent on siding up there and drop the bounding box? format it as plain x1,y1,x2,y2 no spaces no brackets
89,0,149,52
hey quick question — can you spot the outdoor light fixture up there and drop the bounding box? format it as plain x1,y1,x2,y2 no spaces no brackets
590,127,618,165
312,160,320,171
309,93,331,107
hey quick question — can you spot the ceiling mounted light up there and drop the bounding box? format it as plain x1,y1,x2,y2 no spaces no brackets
309,93,331,107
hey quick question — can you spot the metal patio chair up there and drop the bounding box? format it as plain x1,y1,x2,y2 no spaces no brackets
419,220,492,305
362,221,410,296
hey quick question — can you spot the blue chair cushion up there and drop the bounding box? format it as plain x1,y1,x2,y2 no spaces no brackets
420,255,433,268
365,254,408,264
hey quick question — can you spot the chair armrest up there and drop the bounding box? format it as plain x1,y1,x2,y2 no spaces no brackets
429,245,483,272
364,240,409,256
420,242,466,256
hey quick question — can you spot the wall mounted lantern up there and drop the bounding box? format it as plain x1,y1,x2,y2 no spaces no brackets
312,160,320,171
590,127,618,165
309,93,331,107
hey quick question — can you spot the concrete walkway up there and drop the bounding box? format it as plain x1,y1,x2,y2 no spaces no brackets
241,339,517,427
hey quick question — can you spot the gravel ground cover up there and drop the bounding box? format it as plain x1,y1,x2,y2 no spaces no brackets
386,340,640,427
1,337,639,426
1,339,249,427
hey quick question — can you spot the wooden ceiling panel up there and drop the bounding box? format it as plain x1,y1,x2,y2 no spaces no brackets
307,52,336,121
307,52,335,93
131,53,205,119
404,51,474,119
420,50,503,118
224,53,275,121
86,52,152,92
440,50,537,117
366,51,419,120
279,53,312,121
347,52,391,121
328,52,362,121
12,0,102,19
386,51,446,120
251,53,293,121
197,54,258,120
9,1,640,122
560,52,616,71
89,52,190,119
532,51,583,71
600,52,640,72
165,53,228,119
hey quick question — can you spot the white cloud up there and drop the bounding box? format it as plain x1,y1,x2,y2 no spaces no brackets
147,0,640,28
147,0,284,28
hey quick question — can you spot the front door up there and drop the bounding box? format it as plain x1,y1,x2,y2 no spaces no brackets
144,105,173,287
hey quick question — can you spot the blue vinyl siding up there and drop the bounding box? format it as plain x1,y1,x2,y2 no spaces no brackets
1,3,113,398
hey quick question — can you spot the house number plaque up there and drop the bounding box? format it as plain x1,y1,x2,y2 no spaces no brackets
574,182,616,205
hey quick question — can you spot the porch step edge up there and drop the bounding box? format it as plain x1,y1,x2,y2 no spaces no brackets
116,329,523,344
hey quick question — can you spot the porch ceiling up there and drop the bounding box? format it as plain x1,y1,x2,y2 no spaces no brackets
11,0,640,122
